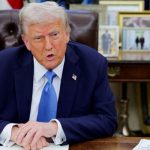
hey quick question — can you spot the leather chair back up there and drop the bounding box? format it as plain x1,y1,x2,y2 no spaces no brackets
0,9,98,51
67,10,98,49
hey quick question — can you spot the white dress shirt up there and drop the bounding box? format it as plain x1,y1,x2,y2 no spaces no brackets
0,57,66,146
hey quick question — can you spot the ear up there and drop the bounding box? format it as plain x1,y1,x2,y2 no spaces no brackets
65,31,70,43
21,34,31,51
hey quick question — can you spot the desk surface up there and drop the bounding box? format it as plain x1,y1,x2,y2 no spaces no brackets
70,136,150,150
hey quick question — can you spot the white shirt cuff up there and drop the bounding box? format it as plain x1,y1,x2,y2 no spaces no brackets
0,123,16,147
51,119,66,145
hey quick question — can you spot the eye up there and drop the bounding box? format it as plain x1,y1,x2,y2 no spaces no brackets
53,32,58,36
50,31,59,39
33,36,43,41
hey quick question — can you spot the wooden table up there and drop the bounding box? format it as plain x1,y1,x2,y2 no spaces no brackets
70,136,150,150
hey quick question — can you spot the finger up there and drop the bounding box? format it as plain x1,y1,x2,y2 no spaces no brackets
11,125,20,142
15,121,35,140
36,138,43,150
30,144,37,150
16,125,32,145
41,137,49,147
30,131,42,147
30,143,38,150
22,128,37,147
15,123,29,141
23,144,31,150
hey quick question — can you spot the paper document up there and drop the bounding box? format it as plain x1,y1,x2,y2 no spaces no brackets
133,139,150,150
0,143,69,150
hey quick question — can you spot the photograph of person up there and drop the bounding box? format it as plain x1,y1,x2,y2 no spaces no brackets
0,2,117,150
99,26,119,57
122,28,150,50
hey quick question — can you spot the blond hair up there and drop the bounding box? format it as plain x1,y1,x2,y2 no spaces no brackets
19,1,71,34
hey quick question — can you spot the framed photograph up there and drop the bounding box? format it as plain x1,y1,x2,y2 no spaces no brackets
118,11,150,29
99,0,144,25
122,28,150,51
98,26,119,57
118,11,150,47
70,4,107,25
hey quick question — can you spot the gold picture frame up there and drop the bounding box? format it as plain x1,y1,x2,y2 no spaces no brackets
118,11,150,51
99,0,144,25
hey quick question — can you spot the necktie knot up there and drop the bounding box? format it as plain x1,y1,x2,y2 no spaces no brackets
45,71,56,84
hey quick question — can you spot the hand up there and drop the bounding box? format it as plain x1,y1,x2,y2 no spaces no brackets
11,124,49,150
14,121,58,148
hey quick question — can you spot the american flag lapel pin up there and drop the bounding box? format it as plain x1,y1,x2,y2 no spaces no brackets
72,74,77,80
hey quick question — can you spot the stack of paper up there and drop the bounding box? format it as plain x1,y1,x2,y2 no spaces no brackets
133,139,150,150
0,143,69,150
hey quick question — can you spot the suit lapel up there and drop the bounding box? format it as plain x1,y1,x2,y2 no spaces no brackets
57,45,81,118
14,49,33,123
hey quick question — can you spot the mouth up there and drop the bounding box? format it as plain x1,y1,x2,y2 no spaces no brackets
46,54,55,61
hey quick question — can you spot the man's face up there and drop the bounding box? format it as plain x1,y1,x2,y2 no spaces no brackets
22,19,70,69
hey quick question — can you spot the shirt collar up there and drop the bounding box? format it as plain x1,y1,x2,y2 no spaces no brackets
33,57,65,83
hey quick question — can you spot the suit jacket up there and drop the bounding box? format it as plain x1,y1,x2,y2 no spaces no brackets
0,41,117,144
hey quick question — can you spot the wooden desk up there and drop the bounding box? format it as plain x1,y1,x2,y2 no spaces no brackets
108,52,150,82
70,136,150,150
108,60,150,82
107,52,150,135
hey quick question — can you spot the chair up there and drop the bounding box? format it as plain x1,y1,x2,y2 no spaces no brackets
0,9,98,51
67,10,98,49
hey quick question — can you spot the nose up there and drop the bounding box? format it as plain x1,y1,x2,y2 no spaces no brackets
45,36,52,51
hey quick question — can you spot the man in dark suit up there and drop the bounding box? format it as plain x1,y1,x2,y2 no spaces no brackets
0,2,117,150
